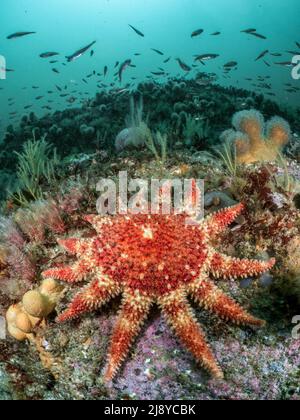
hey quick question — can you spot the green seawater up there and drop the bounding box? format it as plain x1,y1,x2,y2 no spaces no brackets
1,0,300,138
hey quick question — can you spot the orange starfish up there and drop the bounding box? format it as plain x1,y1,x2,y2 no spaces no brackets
43,204,275,381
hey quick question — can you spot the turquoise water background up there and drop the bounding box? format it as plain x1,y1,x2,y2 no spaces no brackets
1,0,300,139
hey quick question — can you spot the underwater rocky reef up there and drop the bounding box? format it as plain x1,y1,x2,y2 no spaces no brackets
0,78,300,400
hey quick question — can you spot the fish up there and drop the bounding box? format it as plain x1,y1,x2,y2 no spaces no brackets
114,61,120,68
270,53,282,57
274,61,295,67
241,28,257,34
7,31,36,39
296,42,300,49
128,25,145,37
134,53,141,56
151,48,164,55
211,32,221,36
151,71,165,76
49,60,58,64
263,60,271,67
66,40,96,62
224,61,238,68
194,53,219,62
2,68,14,72
104,66,108,77
248,32,267,40
176,58,191,71
35,96,44,100
24,105,33,109
164,57,171,63
118,59,132,82
191,29,204,38
39,52,59,58
55,85,62,91
52,68,59,73
286,51,300,55
90,50,94,57
255,50,269,61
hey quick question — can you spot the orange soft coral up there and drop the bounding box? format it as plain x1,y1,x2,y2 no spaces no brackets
43,204,275,381
221,110,291,164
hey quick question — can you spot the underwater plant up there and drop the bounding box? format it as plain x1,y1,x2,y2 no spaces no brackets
144,130,168,163
14,199,66,244
183,113,211,148
214,137,238,177
41,203,275,382
220,110,291,164
11,130,60,206
0,217,36,286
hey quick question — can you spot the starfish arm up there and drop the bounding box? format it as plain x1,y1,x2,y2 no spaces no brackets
210,252,276,280
104,289,153,382
42,260,92,283
57,275,121,322
189,279,265,326
204,204,244,237
158,288,223,379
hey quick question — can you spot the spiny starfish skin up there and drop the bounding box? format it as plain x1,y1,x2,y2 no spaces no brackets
42,204,275,381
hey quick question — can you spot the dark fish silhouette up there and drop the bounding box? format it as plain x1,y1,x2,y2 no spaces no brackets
7,31,36,39
263,60,271,67
274,61,294,67
241,28,257,34
255,50,269,61
191,29,204,38
52,68,59,73
211,32,221,36
164,57,171,63
90,50,94,57
104,66,108,77
66,41,96,62
118,59,131,82
295,42,300,49
248,32,267,40
270,53,282,57
40,52,59,58
176,58,191,71
286,50,300,55
194,53,219,62
129,25,144,37
224,61,238,68
151,48,164,55
114,61,119,68
151,71,165,76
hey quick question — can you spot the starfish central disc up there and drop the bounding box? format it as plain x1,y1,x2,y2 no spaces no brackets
95,213,209,294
